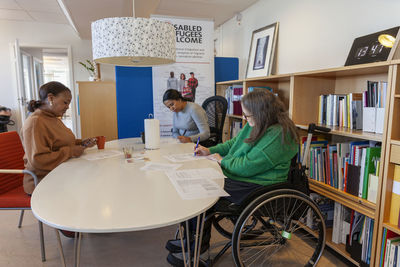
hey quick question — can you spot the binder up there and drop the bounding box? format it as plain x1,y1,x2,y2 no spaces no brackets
389,165,400,225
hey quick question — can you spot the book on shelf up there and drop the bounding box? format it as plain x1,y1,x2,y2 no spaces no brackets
389,165,400,225
230,121,242,138
307,193,334,230
225,84,243,115
317,80,387,133
247,86,273,93
306,140,380,199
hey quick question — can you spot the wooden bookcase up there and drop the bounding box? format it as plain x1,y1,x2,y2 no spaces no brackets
375,62,400,266
215,61,400,266
77,81,118,141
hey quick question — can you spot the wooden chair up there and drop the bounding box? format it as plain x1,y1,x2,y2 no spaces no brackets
0,131,45,261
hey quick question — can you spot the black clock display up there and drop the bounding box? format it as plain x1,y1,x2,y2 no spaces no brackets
345,26,399,66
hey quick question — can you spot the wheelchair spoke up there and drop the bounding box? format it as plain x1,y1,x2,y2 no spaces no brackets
232,192,325,267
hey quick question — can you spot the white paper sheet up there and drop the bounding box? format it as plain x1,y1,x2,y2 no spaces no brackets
166,169,229,200
81,150,123,161
164,153,205,162
169,168,226,180
140,162,182,171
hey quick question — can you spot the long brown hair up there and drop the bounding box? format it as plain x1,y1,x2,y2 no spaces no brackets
241,89,299,144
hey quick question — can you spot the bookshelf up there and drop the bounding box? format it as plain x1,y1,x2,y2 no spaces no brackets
215,80,245,142
292,62,394,266
215,61,400,266
376,63,400,266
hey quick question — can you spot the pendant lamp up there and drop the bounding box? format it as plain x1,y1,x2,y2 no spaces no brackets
91,17,176,66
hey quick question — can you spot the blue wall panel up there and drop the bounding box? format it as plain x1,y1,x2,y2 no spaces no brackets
215,57,239,84
115,66,153,139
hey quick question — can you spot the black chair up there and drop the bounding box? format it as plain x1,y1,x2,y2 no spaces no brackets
201,96,228,147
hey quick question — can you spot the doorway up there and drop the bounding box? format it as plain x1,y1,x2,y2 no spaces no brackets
13,42,76,134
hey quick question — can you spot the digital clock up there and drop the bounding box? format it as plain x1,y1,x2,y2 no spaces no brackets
345,26,399,66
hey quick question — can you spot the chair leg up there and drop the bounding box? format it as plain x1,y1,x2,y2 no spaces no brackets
38,221,46,262
18,210,25,228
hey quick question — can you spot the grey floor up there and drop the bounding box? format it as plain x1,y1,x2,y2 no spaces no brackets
0,210,350,267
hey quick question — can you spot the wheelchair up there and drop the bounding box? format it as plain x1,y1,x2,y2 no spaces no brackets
199,123,330,267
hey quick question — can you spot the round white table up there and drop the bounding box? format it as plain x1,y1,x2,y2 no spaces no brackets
31,138,223,267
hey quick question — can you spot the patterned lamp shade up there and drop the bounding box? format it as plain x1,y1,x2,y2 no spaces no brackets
91,17,176,66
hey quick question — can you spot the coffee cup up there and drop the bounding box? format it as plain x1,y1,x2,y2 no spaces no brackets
96,136,106,149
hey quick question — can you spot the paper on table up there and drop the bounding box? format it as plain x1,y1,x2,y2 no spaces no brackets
140,162,182,171
160,137,180,144
166,169,229,200
169,168,226,180
164,153,205,162
81,150,123,161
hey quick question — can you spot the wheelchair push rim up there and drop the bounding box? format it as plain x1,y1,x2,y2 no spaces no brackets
232,190,326,267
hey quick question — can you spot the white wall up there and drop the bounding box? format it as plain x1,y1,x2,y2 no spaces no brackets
215,0,400,78
0,20,115,133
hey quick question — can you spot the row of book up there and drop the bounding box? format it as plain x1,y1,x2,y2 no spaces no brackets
225,84,243,116
306,194,374,265
380,228,400,267
301,137,381,203
333,201,374,265
317,80,387,133
230,120,242,139
225,86,276,116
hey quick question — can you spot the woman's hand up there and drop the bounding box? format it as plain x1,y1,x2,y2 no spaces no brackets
177,136,192,143
71,145,85,157
194,145,210,156
207,153,223,164
82,137,97,148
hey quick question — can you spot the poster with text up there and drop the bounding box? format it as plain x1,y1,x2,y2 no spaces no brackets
152,16,214,137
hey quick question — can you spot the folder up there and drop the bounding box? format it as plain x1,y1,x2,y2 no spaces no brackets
389,165,400,225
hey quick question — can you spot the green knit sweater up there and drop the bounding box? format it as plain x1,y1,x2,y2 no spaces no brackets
209,123,298,186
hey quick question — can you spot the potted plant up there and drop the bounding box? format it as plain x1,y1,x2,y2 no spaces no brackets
79,60,96,81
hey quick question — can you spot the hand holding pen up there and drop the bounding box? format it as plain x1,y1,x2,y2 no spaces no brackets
194,137,200,156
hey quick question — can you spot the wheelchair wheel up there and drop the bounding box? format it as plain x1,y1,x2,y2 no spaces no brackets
232,189,325,267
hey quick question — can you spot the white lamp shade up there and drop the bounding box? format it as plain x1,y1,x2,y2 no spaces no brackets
91,17,176,66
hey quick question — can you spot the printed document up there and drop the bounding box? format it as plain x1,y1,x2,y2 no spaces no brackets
166,169,229,200
140,162,182,171
164,153,205,162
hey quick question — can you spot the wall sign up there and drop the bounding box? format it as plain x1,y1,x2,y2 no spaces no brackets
345,26,400,66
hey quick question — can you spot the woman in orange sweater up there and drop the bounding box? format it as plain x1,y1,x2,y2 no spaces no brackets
22,81,96,195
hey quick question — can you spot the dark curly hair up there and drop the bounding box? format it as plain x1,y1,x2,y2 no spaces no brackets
27,81,70,112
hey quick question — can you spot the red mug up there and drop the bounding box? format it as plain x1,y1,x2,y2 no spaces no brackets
96,136,106,149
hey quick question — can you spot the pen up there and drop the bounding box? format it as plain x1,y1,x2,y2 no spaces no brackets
194,137,200,156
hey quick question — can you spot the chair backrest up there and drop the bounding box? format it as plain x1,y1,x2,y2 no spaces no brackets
0,131,25,194
201,96,228,144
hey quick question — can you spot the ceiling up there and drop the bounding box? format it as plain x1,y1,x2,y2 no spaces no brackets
0,0,259,39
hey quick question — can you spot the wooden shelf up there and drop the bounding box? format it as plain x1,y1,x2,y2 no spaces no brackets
294,61,390,78
325,228,360,266
394,94,400,98
227,114,243,119
383,222,400,236
309,179,375,218
391,140,400,146
215,79,243,85
245,73,291,82
296,124,383,142
298,222,359,266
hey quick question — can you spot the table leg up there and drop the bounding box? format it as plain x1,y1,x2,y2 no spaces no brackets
193,212,205,267
73,232,82,267
178,225,188,267
185,221,191,267
54,229,66,267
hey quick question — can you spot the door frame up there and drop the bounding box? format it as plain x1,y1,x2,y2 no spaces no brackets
11,41,77,135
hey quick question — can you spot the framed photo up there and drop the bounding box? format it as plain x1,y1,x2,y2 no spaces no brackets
246,22,279,79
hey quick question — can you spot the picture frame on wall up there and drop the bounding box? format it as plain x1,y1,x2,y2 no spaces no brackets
246,22,279,79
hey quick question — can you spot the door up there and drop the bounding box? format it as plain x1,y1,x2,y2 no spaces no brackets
13,39,28,122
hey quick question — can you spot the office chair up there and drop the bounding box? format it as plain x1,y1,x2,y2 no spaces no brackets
0,131,46,262
201,96,228,147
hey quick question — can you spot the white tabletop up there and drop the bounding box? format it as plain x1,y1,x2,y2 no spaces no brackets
31,138,223,233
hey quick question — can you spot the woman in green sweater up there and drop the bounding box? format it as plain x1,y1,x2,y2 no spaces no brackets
166,89,299,265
